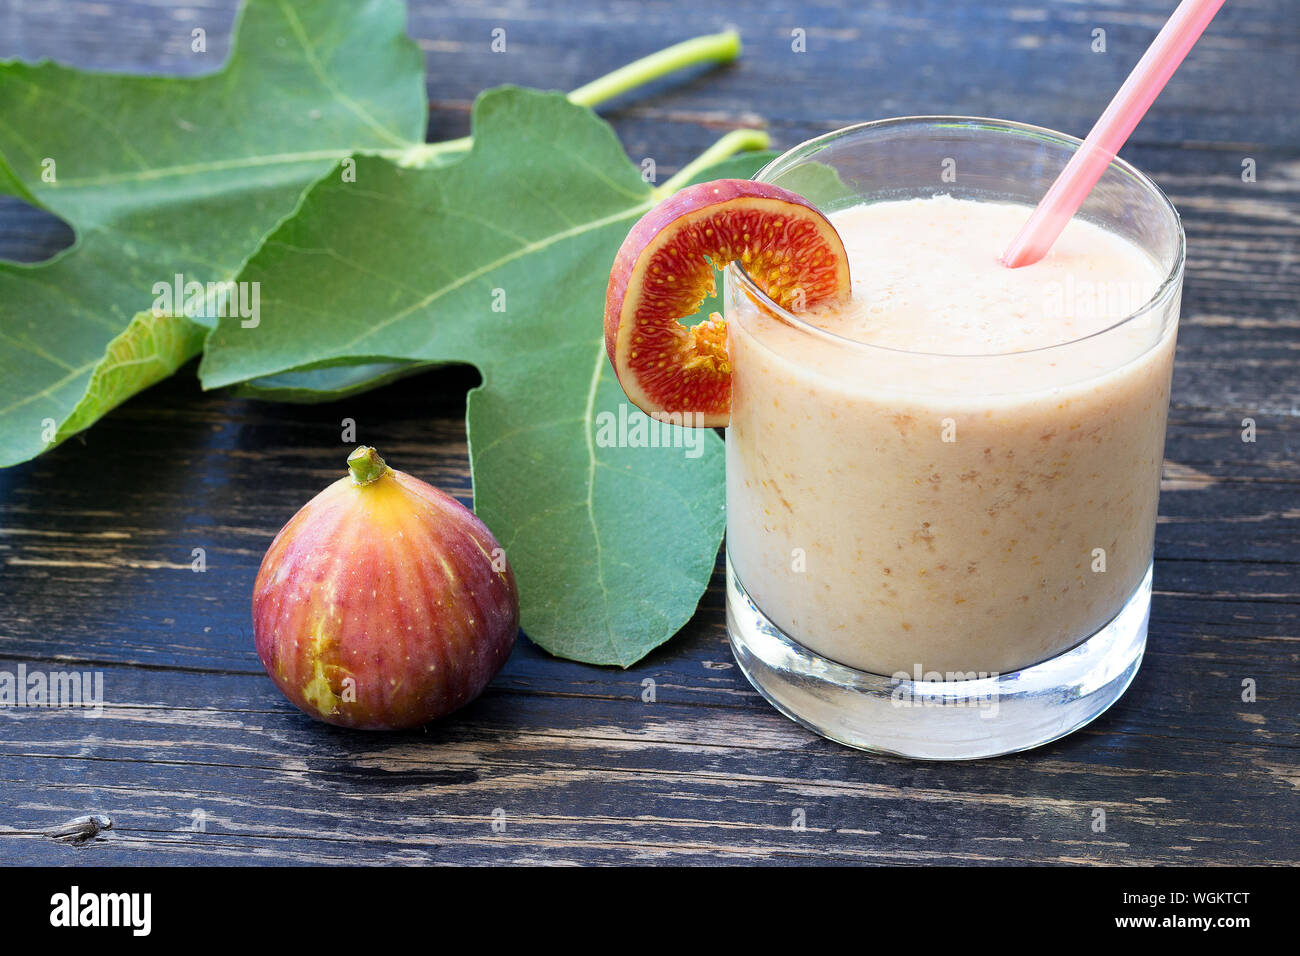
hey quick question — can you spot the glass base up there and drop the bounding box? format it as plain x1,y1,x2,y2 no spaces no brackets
726,555,1150,760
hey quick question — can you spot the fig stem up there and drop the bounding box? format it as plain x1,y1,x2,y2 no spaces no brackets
393,32,744,169
347,446,389,485
655,128,772,196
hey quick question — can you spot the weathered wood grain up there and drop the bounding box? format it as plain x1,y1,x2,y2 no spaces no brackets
0,0,1297,865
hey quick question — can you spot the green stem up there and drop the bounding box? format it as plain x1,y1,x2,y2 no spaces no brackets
347,446,389,485
392,31,744,169
389,136,470,167
655,128,771,196
567,31,741,108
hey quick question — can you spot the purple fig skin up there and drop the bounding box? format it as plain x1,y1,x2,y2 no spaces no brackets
604,179,850,426
604,179,829,369
252,451,519,730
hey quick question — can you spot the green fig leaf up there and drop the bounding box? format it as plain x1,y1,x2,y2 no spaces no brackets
229,149,775,403
201,89,772,665
0,0,426,466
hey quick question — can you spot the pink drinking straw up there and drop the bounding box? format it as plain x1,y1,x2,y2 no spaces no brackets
1001,0,1226,268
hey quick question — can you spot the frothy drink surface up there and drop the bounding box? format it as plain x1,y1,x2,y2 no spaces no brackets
806,195,1161,353
725,195,1176,675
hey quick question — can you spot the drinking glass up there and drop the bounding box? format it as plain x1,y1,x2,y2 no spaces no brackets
723,117,1184,759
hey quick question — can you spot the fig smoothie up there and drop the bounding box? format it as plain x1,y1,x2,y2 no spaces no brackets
725,194,1176,676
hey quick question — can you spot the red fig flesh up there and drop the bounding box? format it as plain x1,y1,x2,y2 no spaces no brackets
604,179,851,426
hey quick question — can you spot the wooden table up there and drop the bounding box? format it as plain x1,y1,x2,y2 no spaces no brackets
1,0,1296,865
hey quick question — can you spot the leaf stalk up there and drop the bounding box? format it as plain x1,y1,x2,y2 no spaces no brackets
567,31,741,108
655,128,772,196
394,31,745,169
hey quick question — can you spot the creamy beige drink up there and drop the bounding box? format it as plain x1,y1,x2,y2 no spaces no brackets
725,195,1176,676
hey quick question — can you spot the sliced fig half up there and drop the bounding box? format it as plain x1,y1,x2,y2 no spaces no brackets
604,179,851,427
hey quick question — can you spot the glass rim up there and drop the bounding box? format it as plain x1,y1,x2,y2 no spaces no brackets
726,115,1186,359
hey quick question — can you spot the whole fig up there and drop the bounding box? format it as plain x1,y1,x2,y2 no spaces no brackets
253,446,519,730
